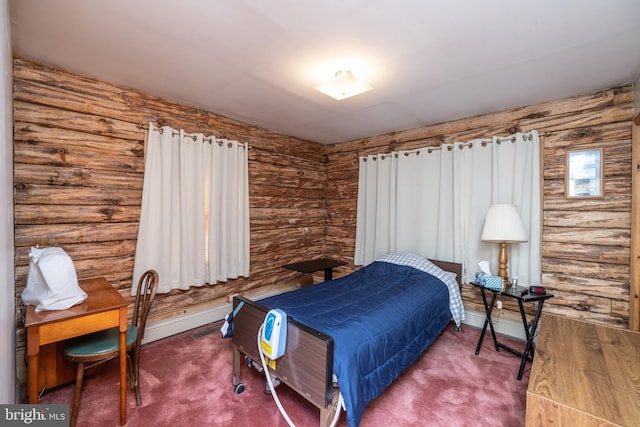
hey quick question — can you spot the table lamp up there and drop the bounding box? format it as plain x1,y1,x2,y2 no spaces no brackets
481,204,527,289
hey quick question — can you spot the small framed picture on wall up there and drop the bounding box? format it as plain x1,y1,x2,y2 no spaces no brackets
566,148,603,198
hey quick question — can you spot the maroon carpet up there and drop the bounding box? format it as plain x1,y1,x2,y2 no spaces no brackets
39,322,529,426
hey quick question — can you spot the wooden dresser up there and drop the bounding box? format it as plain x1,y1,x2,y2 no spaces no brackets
526,314,640,426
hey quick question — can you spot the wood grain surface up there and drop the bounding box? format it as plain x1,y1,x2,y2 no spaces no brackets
526,314,640,426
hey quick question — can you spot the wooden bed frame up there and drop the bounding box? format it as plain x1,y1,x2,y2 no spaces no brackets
231,259,462,426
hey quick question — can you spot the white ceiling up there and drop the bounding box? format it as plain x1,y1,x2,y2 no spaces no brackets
9,0,640,144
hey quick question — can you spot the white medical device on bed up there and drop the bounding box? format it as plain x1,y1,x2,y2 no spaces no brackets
261,309,287,359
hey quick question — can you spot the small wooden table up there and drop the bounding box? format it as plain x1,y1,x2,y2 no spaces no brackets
470,282,553,380
282,258,347,282
25,277,128,425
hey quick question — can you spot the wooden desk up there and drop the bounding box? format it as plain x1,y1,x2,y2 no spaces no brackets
25,277,128,425
526,314,640,426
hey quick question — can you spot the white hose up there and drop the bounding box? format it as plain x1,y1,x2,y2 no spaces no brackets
257,323,296,427
330,391,344,427
257,322,344,427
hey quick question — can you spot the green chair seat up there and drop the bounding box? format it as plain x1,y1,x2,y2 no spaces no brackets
64,326,138,357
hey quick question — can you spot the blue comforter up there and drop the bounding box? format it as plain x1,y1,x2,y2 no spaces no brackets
259,260,452,427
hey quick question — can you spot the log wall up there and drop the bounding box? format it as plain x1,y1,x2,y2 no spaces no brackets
12,58,636,391
326,86,635,329
13,58,329,388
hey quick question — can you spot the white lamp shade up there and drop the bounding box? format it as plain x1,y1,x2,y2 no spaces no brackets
481,204,528,243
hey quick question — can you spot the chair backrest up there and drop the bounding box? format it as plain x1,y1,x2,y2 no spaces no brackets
132,270,159,343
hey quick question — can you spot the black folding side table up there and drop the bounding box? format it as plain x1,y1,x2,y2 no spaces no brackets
282,258,347,282
470,282,553,380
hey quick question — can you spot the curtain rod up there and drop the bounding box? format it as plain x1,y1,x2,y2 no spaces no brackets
398,130,551,147
357,130,546,162
137,123,250,149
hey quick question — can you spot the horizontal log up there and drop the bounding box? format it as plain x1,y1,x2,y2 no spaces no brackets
14,164,143,188
250,230,325,251
326,185,358,201
542,227,630,246
14,240,138,267
15,204,141,225
541,273,628,301
251,208,326,230
15,141,143,173
524,103,633,135
251,207,326,219
326,198,357,210
243,136,326,162
15,223,140,246
323,224,356,239
250,148,325,170
14,122,144,157
326,216,357,228
13,100,143,141
542,241,629,264
249,164,325,189
543,210,630,228
542,257,629,282
543,193,631,211
250,185,326,200
14,184,142,206
328,213,355,229
14,254,135,291
543,288,612,315
542,122,632,149
250,195,325,209
326,158,360,176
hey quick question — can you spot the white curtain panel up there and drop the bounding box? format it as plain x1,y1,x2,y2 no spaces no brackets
394,146,456,261
354,130,541,286
488,131,542,286
451,140,494,282
133,124,249,294
354,153,398,264
206,138,250,283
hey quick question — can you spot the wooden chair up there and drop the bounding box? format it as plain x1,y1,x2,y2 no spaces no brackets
63,270,159,427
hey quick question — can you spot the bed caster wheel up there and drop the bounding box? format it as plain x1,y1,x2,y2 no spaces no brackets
233,383,245,394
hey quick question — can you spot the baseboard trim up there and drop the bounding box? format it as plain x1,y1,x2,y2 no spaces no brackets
142,303,231,344
462,309,526,341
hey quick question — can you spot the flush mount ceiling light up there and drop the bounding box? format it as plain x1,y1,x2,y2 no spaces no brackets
313,70,373,100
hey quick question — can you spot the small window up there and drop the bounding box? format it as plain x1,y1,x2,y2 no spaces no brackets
566,148,603,198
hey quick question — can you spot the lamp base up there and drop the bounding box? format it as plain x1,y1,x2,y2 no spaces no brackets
501,277,511,292
498,241,511,291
